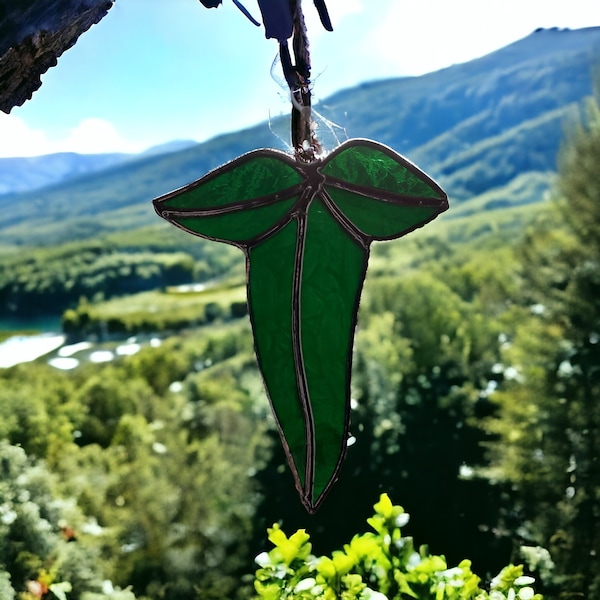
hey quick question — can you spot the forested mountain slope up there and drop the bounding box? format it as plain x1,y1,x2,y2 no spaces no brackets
321,26,600,200
0,27,598,248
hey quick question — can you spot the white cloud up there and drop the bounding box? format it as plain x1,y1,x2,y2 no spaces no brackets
0,114,147,157
0,114,50,158
62,118,146,154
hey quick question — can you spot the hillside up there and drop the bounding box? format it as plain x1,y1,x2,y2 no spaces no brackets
0,26,598,250
320,26,600,199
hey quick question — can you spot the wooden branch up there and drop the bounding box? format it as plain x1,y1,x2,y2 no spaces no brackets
0,0,114,113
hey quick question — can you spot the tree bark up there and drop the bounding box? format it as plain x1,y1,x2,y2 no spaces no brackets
0,0,114,113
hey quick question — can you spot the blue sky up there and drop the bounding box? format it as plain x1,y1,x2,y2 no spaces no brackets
0,0,599,157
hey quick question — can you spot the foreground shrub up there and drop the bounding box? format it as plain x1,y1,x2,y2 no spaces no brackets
254,494,541,600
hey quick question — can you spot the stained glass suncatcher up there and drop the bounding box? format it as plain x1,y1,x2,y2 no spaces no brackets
153,138,448,512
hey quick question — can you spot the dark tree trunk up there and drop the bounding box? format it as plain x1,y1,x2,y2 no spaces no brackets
0,0,114,113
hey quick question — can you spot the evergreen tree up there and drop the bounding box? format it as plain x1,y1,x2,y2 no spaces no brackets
488,90,600,597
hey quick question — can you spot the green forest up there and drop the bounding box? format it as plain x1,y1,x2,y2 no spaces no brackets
1,31,599,598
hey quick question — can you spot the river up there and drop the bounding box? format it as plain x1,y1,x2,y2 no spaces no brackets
0,327,160,370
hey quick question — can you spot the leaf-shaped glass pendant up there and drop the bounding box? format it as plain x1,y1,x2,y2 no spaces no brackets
153,138,448,512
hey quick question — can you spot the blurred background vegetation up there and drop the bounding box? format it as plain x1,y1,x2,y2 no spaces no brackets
0,27,599,599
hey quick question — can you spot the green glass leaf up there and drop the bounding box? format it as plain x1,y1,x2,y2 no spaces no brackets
248,199,366,508
166,196,298,244
152,138,448,512
300,200,366,501
325,186,440,239
249,220,308,488
160,150,303,210
320,139,447,239
321,140,442,197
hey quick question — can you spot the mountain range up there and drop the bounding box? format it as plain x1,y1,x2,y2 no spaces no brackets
1,26,599,248
0,140,198,196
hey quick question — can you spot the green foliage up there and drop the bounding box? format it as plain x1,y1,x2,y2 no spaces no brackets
0,364,81,464
0,571,15,600
0,442,114,599
76,333,267,599
434,108,568,199
0,324,267,599
353,270,505,562
0,241,197,318
254,494,542,600
485,91,600,597
62,280,248,338
447,172,553,220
